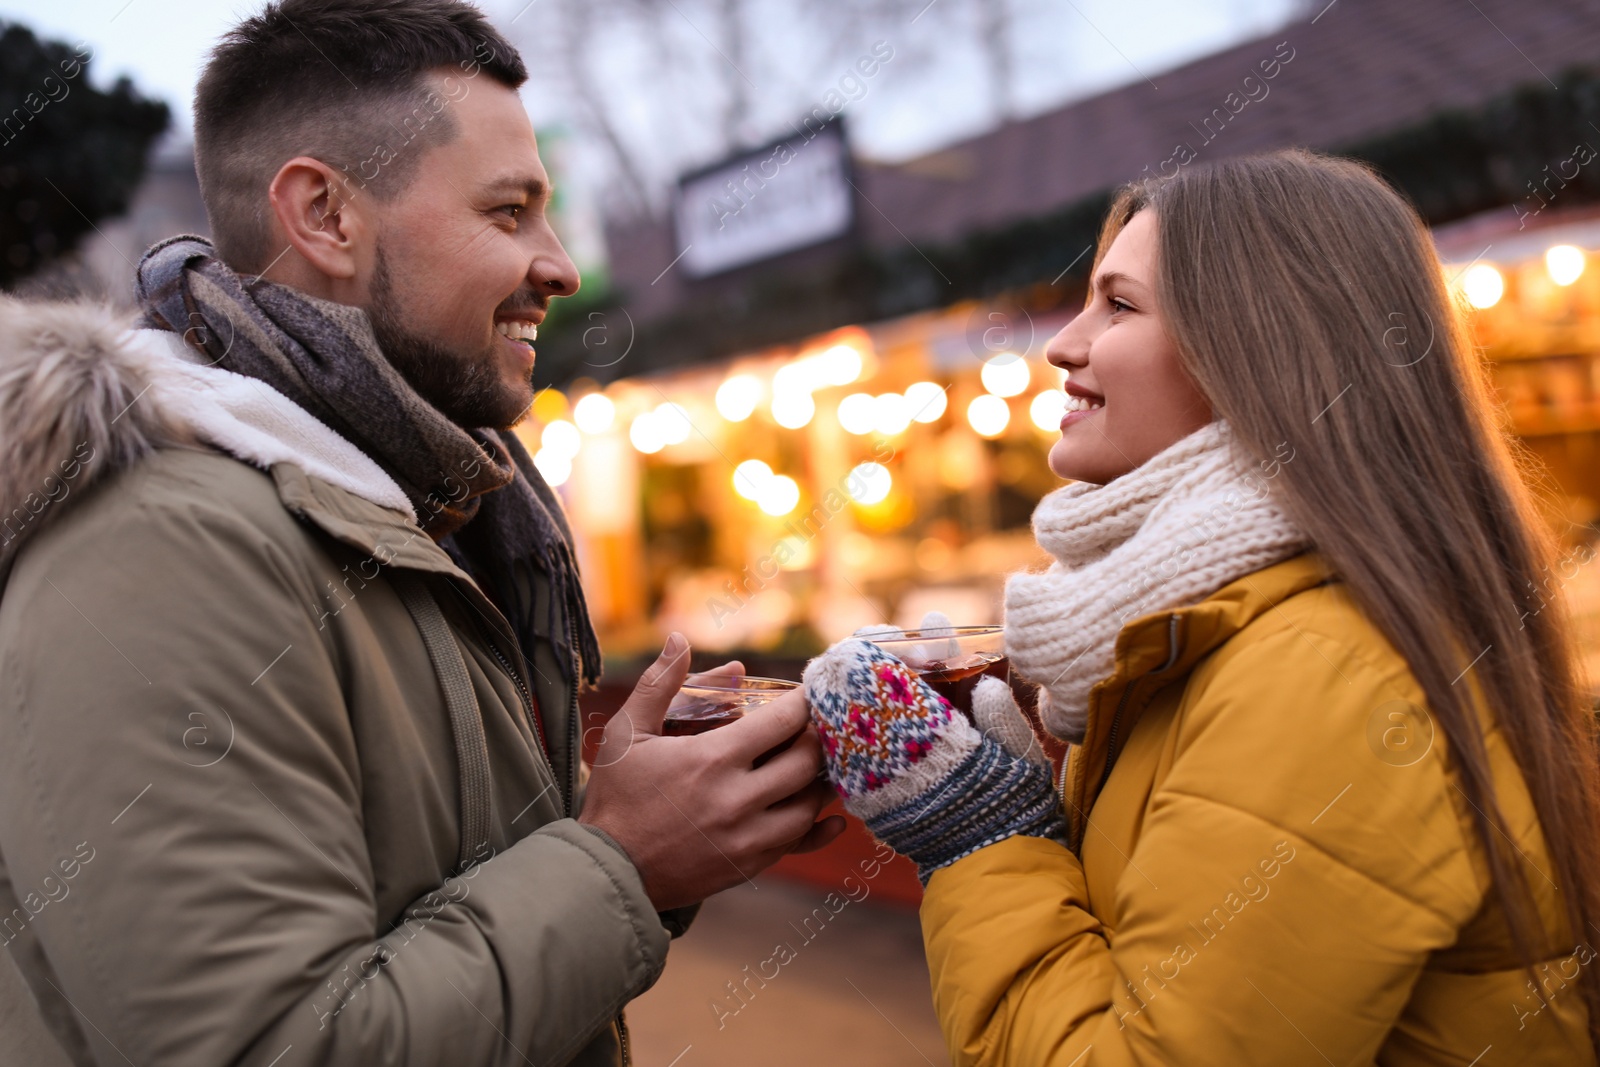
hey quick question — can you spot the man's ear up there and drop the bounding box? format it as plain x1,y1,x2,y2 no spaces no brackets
266,157,371,281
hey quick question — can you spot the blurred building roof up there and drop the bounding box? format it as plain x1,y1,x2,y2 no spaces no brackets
853,0,1600,247
606,0,1600,334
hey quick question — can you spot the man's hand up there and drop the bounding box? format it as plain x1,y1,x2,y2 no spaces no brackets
578,633,846,910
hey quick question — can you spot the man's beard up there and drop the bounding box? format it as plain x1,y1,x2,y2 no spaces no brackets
367,245,535,430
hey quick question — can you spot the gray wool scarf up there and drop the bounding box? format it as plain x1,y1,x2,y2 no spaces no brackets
135,234,601,688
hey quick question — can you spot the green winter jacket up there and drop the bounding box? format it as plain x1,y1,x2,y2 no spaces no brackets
0,298,672,1065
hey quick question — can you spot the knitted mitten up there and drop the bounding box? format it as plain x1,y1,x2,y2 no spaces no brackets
803,638,1067,883
973,675,1052,769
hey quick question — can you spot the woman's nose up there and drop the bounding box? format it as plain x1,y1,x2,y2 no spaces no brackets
1045,321,1087,371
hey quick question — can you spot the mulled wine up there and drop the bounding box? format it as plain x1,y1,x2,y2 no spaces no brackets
857,624,1008,721
918,651,1010,718
662,701,744,736
662,676,798,736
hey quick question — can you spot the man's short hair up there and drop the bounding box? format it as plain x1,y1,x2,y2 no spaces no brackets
194,0,526,270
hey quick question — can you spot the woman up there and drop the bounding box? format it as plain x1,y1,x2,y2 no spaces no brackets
803,149,1600,1064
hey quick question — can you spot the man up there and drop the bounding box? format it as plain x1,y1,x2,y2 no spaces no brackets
0,2,841,1064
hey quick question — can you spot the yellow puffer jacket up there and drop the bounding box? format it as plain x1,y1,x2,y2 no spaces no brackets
923,554,1595,1066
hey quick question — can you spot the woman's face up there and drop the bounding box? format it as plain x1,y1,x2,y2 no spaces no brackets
1044,210,1213,484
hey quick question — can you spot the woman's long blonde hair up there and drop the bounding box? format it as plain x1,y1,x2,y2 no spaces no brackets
1102,149,1600,1046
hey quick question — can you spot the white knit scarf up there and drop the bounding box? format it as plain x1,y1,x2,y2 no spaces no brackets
1004,421,1307,742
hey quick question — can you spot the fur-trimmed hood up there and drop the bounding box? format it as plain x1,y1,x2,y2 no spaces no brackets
0,313,649,1067
0,296,414,578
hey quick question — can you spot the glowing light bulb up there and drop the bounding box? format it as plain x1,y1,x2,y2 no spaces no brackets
846,462,891,505
733,460,773,500
758,475,801,516
771,390,816,429
904,381,948,423
773,360,823,396
819,343,864,386
629,412,665,454
532,448,572,487
654,402,692,445
1030,389,1067,432
837,392,876,435
532,389,569,424
872,393,911,436
541,419,581,459
1547,245,1587,287
1461,263,1504,309
981,354,1031,397
572,393,615,434
715,374,762,421
967,394,1010,437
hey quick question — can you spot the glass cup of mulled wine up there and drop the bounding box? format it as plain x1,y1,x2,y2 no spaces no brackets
662,675,800,737
858,625,1008,719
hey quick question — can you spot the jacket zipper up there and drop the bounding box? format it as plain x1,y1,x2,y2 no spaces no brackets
486,634,582,823
478,601,577,818
1090,614,1184,810
618,1010,631,1065
1092,683,1137,802
484,633,548,760
563,647,580,817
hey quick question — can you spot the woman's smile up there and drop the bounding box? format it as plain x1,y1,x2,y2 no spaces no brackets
1059,380,1105,430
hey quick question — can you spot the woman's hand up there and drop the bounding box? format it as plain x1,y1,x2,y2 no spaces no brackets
802,638,1066,882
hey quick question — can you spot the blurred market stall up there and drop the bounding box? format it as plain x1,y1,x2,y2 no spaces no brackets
517,313,1061,663
529,0,1600,691
1437,207,1600,688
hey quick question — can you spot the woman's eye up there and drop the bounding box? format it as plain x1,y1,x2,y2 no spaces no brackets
1108,297,1134,313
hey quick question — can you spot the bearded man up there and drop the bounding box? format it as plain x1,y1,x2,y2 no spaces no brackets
0,2,840,1064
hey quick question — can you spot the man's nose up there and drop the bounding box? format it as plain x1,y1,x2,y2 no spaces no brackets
530,235,581,298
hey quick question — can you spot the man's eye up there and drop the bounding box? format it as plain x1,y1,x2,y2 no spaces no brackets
498,204,525,220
